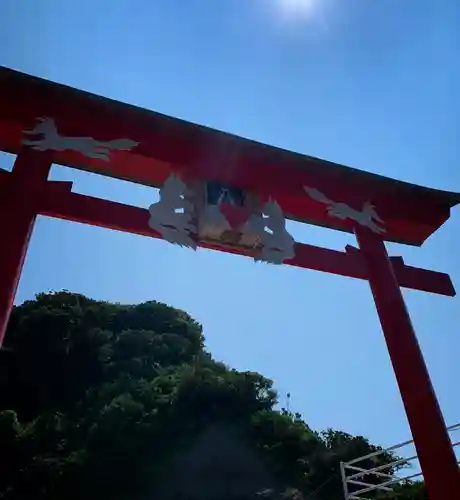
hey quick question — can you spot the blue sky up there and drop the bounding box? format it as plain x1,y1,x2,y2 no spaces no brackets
1,0,459,456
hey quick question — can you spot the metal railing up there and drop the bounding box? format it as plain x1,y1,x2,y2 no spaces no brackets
340,423,460,500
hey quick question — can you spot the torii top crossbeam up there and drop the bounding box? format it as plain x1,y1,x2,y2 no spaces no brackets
0,66,459,247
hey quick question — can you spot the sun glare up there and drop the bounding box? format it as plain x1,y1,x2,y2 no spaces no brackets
275,0,318,20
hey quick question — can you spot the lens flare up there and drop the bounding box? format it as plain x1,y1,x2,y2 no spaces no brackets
275,0,318,19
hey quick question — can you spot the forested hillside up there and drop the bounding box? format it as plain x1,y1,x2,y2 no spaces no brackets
0,292,426,500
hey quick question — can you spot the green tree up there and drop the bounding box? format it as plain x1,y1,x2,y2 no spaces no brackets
0,292,424,500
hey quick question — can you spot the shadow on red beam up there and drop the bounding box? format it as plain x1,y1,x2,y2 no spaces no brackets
40,190,455,297
392,262,455,297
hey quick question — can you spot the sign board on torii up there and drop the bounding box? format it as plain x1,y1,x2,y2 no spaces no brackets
0,66,459,499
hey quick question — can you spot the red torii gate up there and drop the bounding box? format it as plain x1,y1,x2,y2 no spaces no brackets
0,66,459,499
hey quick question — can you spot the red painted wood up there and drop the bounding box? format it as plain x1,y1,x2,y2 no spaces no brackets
0,67,457,495
1,67,458,246
36,187,455,296
355,226,460,500
0,169,9,185
0,151,52,346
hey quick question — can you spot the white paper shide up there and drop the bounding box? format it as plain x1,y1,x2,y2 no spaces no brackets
147,174,296,264
244,201,296,265
148,175,197,249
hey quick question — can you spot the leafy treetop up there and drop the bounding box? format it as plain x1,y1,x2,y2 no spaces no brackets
0,292,426,500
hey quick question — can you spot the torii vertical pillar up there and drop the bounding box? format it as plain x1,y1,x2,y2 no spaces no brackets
355,226,460,499
0,150,52,346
